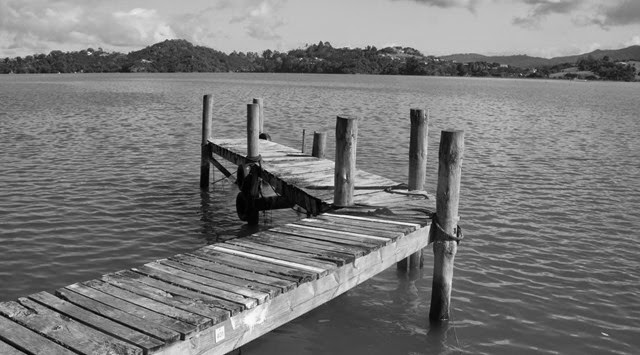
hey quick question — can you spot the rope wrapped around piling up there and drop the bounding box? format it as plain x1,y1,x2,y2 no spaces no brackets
428,213,464,245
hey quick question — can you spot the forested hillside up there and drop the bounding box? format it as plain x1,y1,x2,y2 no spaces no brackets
1,39,638,81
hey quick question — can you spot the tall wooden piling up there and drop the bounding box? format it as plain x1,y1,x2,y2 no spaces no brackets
200,94,213,189
429,130,464,321
398,108,429,270
247,103,260,160
334,116,358,207
252,98,264,133
312,132,327,159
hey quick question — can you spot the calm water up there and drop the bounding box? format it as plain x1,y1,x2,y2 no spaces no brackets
1,73,639,354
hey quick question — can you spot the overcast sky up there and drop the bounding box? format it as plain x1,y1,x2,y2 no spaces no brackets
1,0,639,58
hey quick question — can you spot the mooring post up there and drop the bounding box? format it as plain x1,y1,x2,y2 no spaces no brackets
398,108,429,270
247,103,260,160
334,116,358,207
200,94,213,189
312,131,327,159
252,98,264,134
301,129,306,153
429,130,464,322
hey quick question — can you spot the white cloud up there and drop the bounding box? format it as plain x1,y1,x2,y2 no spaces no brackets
228,0,287,40
0,0,177,56
624,35,640,46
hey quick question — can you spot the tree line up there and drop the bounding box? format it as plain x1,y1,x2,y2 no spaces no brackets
1,39,637,81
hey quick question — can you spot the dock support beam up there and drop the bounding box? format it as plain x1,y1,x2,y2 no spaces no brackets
200,94,213,189
429,130,464,321
312,132,327,159
398,108,429,270
334,116,358,207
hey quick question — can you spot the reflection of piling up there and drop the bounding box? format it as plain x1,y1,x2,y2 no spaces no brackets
312,132,327,159
200,94,213,189
429,130,464,321
333,116,358,207
398,108,429,270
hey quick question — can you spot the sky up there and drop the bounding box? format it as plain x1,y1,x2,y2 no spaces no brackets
1,0,640,59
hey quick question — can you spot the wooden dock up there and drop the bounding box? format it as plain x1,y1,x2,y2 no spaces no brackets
0,97,464,355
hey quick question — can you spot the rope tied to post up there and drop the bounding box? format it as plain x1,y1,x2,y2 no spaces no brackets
428,213,464,245
383,183,430,199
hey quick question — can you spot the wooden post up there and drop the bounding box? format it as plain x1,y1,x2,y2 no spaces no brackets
252,98,264,133
200,94,213,189
311,132,327,159
247,103,260,160
334,116,358,207
398,108,429,270
301,129,306,153
408,109,429,191
429,130,464,322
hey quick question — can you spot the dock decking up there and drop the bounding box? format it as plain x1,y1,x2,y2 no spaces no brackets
0,139,434,355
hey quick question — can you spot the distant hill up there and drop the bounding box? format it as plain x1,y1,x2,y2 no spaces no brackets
442,45,640,68
1,40,637,81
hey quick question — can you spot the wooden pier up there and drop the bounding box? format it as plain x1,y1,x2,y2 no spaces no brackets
0,97,463,355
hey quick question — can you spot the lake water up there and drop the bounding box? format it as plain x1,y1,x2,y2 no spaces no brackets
1,73,639,354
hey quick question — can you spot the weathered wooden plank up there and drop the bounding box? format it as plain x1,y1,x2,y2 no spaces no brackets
209,246,327,276
28,291,165,354
101,273,230,323
132,265,258,310
218,242,339,271
112,270,245,316
55,287,181,344
312,214,417,234
191,248,316,283
158,259,281,298
154,225,431,355
64,283,196,339
280,223,392,245
144,262,268,305
272,224,386,248
0,339,26,355
294,219,403,239
323,212,423,228
225,238,349,266
0,314,76,355
257,230,372,257
0,298,142,355
169,254,296,293
83,280,213,330
239,234,356,264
